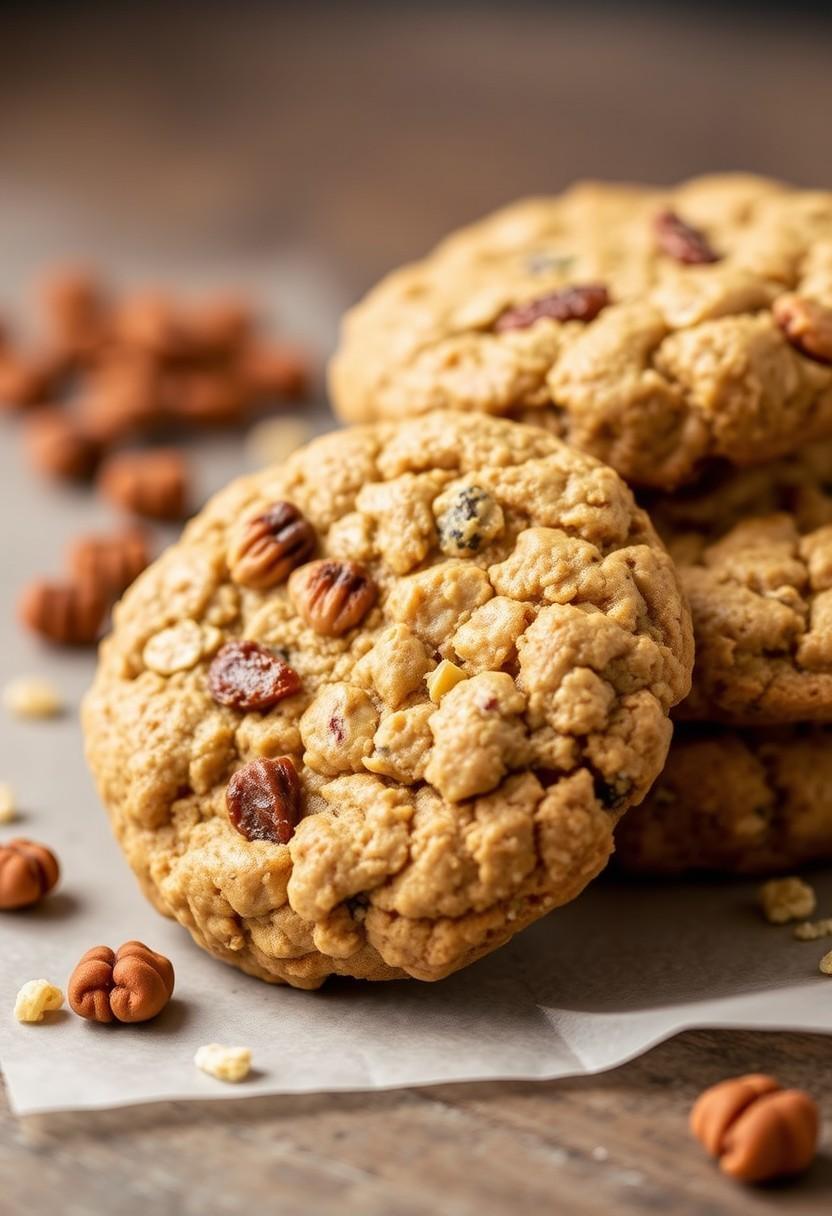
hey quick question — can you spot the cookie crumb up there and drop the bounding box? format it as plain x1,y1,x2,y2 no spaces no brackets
245,416,312,468
794,918,832,942
194,1043,252,1082
759,877,816,924
0,782,15,823
3,676,64,719
14,979,64,1023
425,659,467,703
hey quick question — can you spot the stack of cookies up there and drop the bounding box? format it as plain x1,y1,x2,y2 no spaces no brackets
83,174,832,988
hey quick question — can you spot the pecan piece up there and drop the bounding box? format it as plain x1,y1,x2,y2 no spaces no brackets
67,941,175,1023
226,756,301,844
289,559,377,636
24,408,100,482
654,209,719,264
18,577,107,645
228,501,316,589
98,448,188,520
209,640,302,710
68,528,150,599
691,1074,819,1183
0,838,60,910
494,284,609,332
773,293,832,364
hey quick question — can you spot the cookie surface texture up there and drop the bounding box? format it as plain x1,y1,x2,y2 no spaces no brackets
84,412,692,987
330,175,832,489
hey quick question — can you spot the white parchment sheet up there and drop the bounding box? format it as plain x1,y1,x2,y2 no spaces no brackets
0,235,830,1116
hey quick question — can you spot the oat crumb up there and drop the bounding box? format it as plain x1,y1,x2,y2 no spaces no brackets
3,676,64,719
794,917,832,942
194,1043,252,1083
819,950,832,976
759,877,816,924
14,979,64,1023
0,782,15,823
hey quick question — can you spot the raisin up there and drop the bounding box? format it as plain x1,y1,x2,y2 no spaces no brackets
228,500,317,589
208,640,302,710
288,559,377,636
226,756,301,844
494,284,609,332
654,210,719,265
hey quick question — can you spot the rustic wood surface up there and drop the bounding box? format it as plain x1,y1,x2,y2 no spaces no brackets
1,4,832,1212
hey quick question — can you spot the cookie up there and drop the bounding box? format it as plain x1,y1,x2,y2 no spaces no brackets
83,411,692,988
615,725,832,876
330,175,832,490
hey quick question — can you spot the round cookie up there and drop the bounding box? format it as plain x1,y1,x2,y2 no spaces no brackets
83,411,692,988
615,725,832,877
330,174,832,490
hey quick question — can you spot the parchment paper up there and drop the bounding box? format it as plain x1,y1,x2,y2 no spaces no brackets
0,229,830,1116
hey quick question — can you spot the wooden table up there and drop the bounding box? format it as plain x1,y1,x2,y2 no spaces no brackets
1,4,831,1210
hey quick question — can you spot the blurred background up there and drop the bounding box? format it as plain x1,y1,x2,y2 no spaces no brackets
2,0,831,323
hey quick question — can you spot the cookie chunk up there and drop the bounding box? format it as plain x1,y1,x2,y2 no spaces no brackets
83,411,692,988
330,175,832,489
615,725,832,876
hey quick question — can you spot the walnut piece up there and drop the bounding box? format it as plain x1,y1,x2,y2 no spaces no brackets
194,1043,252,1082
289,559,377,636
0,838,60,909
14,979,64,1023
690,1074,818,1183
67,941,175,1023
228,500,316,589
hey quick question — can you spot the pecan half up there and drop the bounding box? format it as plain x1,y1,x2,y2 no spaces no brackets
228,501,316,589
654,210,720,264
0,838,60,910
24,409,100,482
67,940,175,1023
226,756,302,844
773,293,832,365
18,577,107,645
208,640,302,710
98,448,188,521
494,284,609,332
289,559,377,636
68,528,150,599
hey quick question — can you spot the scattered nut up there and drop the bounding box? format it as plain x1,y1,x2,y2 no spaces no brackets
654,209,720,264
819,950,832,976
3,675,63,718
240,342,310,404
426,659,468,703
0,352,54,410
18,577,107,646
68,528,150,599
14,979,64,1023
208,640,302,710
181,295,253,358
143,619,221,675
773,293,832,364
226,756,301,844
194,1043,252,1083
24,408,100,481
228,500,316,589
690,1074,819,1183
494,284,609,332
759,877,816,924
0,838,60,909
0,782,15,824
67,940,175,1023
168,369,247,428
793,918,832,942
115,291,185,358
98,448,188,521
434,484,504,555
245,417,311,468
39,265,109,362
289,559,377,636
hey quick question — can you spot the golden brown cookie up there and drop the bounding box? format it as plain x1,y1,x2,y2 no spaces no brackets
330,175,832,490
615,724,832,876
83,411,692,988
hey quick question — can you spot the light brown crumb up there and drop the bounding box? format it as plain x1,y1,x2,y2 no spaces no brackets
14,979,64,1023
0,782,15,823
245,416,311,468
819,950,832,976
3,676,64,719
759,877,816,924
194,1043,252,1082
794,918,832,942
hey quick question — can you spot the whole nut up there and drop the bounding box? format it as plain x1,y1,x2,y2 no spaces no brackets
115,291,186,358
208,640,302,710
0,838,60,909
78,357,162,445
39,266,109,362
226,756,301,844
773,293,832,365
0,351,54,410
240,342,310,404
654,209,720,264
98,448,188,520
228,501,317,589
181,296,253,358
166,369,246,428
494,284,609,332
24,408,101,481
68,940,175,1023
68,528,150,599
289,559,377,636
18,577,107,645
691,1074,819,1183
